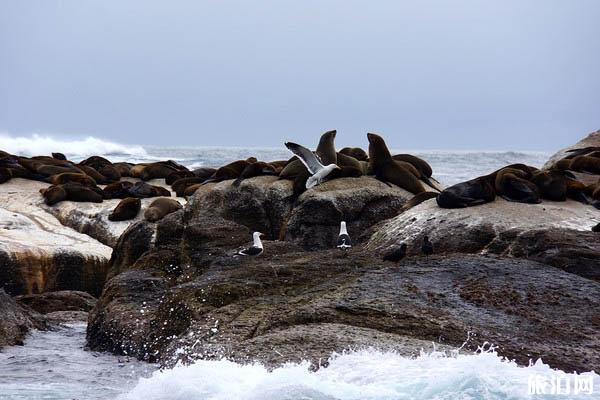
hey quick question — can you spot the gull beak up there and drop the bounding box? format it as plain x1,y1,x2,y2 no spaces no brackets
335,165,342,170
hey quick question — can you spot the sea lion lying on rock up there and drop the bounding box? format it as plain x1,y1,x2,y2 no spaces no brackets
41,183,104,205
144,198,182,222
48,172,97,187
109,197,141,221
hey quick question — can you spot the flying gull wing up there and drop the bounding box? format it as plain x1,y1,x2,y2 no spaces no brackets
284,142,325,175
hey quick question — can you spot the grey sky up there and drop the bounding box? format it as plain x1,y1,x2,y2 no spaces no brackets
1,1,598,150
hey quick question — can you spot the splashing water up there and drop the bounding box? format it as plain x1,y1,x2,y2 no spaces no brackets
119,349,598,400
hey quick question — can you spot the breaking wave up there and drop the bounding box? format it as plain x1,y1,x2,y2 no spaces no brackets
0,133,149,161
119,348,598,400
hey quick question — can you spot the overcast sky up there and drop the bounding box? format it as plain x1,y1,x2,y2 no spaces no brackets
0,1,598,150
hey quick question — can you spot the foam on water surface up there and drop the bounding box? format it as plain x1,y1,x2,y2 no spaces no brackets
120,349,598,400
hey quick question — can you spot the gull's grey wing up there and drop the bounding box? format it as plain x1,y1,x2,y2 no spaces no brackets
284,142,325,174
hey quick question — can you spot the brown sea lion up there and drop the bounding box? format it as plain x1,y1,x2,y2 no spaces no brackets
339,147,368,162
267,160,288,173
531,170,567,201
76,165,109,184
139,163,178,181
0,167,12,184
166,170,195,185
232,162,279,187
37,164,80,177
113,162,134,178
326,166,363,180
436,175,496,208
62,183,104,203
315,130,337,165
41,185,68,205
367,133,425,194
554,158,573,171
336,152,362,170
108,197,141,221
130,164,148,178
79,156,121,181
495,167,540,203
192,167,217,179
48,172,97,187
103,181,134,199
569,156,600,174
127,181,171,198
392,154,433,178
144,198,182,222
204,160,253,184
51,152,67,160
183,183,203,197
564,146,600,159
278,159,305,180
172,176,211,196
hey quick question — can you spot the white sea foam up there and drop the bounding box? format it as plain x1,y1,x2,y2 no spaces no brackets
119,349,598,400
0,133,148,161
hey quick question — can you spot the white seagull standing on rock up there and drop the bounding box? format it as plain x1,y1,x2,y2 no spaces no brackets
336,221,352,251
285,142,340,188
237,232,264,256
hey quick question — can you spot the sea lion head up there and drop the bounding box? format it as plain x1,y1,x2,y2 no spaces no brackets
367,133,392,164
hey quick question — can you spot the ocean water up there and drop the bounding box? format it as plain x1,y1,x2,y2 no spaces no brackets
4,135,595,400
0,134,551,186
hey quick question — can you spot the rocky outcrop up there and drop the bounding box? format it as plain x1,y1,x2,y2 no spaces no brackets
0,289,46,348
16,290,97,314
188,176,413,248
0,201,111,296
87,247,600,372
366,198,600,280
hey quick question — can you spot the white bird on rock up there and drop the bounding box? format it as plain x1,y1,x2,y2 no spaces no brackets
237,232,264,256
336,221,352,251
284,141,340,188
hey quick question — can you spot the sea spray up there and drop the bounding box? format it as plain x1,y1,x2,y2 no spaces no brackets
119,348,598,400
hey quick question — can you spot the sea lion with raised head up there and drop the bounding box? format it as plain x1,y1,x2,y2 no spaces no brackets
52,152,67,160
315,130,337,165
109,197,141,221
367,133,426,194
144,198,182,222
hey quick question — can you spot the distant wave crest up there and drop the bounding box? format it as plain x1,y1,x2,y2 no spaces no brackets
0,133,148,160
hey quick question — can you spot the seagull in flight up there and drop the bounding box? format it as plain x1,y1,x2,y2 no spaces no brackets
285,142,340,188
336,221,352,251
237,232,264,256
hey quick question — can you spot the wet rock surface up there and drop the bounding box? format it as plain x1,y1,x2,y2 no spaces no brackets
0,289,46,348
86,247,600,373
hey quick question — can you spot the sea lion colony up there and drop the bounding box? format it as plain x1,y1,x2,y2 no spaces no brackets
1,132,599,224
